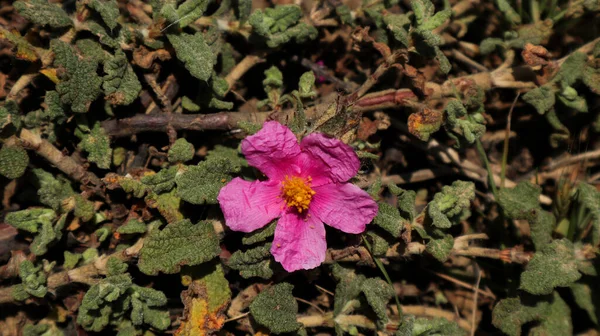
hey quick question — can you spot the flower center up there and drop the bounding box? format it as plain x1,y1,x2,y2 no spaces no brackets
281,176,315,213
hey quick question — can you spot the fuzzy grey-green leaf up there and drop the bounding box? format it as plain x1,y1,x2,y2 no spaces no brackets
168,138,195,163
176,158,233,204
522,85,555,115
138,220,220,275
15,0,72,28
51,40,103,113
78,122,112,169
87,0,120,30
520,239,581,295
167,32,214,81
250,283,302,334
103,50,142,106
0,145,29,179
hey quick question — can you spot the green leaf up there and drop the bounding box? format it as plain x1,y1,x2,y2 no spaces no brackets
365,230,392,256
395,315,415,336
577,182,600,245
229,243,275,279
249,6,317,48
420,9,451,31
492,296,552,336
167,32,214,81
5,208,56,233
117,219,147,234
0,145,29,179
176,158,233,204
411,0,435,26
0,100,21,132
528,209,555,251
361,278,394,325
384,14,410,47
427,181,474,229
298,71,317,99
556,52,587,87
168,138,195,163
51,40,103,113
32,168,74,211
522,85,555,115
30,214,66,255
176,0,210,28
571,282,597,324
18,260,47,298
0,27,40,62
181,96,201,112
498,181,541,219
138,220,220,275
444,100,485,143
77,273,133,331
373,202,404,237
242,220,276,245
145,189,183,223
389,184,417,221
520,239,581,295
530,292,572,335
64,251,82,270
95,227,111,242
250,283,302,334
236,0,252,24
15,0,72,28
72,194,95,222
87,0,120,30
583,63,600,95
509,20,553,49
336,5,354,26
495,0,521,24
12,284,30,301
205,145,248,172
77,122,112,169
331,264,366,316
557,86,588,112
426,234,454,262
435,47,451,74
250,5,302,34
103,50,142,106
141,166,177,194
479,38,505,54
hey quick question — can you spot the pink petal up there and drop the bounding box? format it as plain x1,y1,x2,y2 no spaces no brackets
271,211,326,272
299,133,360,185
311,183,378,234
217,178,284,233
241,121,301,180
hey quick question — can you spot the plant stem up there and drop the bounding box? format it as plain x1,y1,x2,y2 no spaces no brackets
362,235,403,320
473,131,498,197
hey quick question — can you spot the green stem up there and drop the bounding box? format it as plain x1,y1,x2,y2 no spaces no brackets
361,235,403,321
469,116,498,197
530,0,541,22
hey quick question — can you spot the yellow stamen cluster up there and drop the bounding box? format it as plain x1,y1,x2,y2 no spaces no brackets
281,176,315,213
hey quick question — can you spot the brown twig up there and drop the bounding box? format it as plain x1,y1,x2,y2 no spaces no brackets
101,111,271,138
18,129,104,190
225,55,264,90
0,239,144,304
470,263,481,336
144,73,174,113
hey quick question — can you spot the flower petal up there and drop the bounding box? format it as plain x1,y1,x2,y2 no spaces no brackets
271,211,326,272
299,132,360,185
217,178,284,233
311,183,378,234
241,121,301,180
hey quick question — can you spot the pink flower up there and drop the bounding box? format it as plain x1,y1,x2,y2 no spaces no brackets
218,121,378,272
